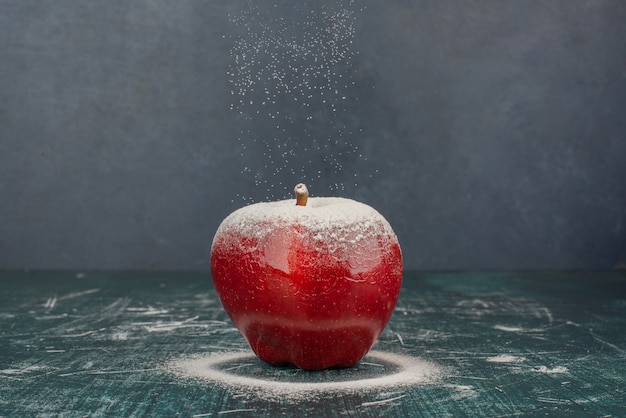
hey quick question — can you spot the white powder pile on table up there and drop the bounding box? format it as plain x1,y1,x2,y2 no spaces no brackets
168,350,441,401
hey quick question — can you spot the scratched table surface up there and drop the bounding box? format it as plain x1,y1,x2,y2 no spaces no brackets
1,270,625,417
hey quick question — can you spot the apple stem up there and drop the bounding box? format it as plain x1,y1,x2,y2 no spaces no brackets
294,183,308,206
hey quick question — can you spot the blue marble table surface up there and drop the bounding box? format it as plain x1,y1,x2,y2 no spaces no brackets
1,270,625,417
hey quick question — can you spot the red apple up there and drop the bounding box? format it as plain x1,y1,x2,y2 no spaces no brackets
210,184,402,370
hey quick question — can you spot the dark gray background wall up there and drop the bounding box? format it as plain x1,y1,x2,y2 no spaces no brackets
1,0,625,271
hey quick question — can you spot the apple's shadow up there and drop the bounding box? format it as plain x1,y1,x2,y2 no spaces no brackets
215,352,403,383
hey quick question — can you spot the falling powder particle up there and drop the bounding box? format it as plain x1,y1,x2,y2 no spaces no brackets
227,0,372,201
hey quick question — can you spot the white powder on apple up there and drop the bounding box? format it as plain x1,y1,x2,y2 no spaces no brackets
213,197,398,252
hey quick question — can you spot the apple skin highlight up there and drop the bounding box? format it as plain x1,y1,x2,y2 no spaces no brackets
210,186,402,371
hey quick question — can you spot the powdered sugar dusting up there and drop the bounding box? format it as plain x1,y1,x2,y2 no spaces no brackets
227,1,371,200
533,365,569,374
168,350,441,400
213,197,397,248
486,354,526,364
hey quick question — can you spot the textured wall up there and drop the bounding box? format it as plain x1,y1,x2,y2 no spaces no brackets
1,0,625,270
